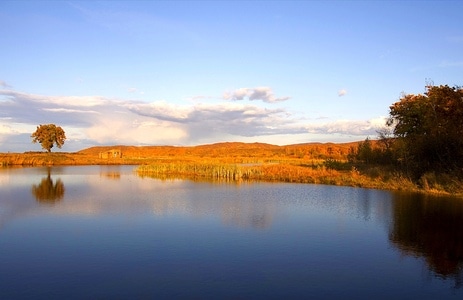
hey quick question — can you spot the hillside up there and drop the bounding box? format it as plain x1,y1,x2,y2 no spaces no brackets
0,141,364,167
77,141,359,161
3,140,461,195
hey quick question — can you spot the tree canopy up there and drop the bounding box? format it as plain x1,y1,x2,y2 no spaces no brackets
387,85,463,176
31,124,66,152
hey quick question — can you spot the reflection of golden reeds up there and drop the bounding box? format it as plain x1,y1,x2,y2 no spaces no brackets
101,172,121,179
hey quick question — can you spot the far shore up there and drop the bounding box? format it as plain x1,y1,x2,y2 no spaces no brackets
1,142,462,197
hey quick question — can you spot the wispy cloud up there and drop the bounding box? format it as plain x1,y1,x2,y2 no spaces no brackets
0,90,108,108
223,87,290,103
42,108,100,114
0,80,12,89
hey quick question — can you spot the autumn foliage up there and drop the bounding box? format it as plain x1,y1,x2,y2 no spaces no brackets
346,84,463,194
31,124,66,152
387,85,463,176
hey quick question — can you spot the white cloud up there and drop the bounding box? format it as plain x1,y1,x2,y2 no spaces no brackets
125,101,300,141
0,119,32,148
125,101,190,122
0,90,108,107
223,87,290,103
305,117,386,136
0,124,15,135
85,112,187,145
42,108,100,114
338,89,347,97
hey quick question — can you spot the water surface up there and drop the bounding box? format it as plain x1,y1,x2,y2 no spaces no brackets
0,166,462,299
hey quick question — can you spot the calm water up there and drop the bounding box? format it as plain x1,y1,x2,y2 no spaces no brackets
0,166,462,299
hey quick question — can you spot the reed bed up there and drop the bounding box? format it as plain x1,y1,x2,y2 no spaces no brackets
136,161,429,193
137,162,247,180
137,162,369,186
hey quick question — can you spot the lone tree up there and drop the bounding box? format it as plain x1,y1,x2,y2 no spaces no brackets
31,124,66,152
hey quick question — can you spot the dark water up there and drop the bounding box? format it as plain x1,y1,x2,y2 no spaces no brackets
0,166,462,299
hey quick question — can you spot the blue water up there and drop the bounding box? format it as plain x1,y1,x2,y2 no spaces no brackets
0,166,461,299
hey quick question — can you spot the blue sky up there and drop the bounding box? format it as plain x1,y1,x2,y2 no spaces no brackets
1,1,462,152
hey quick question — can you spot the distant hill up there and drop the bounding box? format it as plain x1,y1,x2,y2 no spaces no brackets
78,141,363,160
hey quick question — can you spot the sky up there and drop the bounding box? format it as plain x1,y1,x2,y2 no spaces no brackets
1,0,462,152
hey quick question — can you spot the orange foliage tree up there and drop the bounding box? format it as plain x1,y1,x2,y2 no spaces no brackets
387,85,463,176
31,124,66,152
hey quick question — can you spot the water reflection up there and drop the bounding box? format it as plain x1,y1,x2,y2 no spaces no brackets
31,168,65,205
221,202,274,229
145,179,276,229
2,166,463,297
389,192,463,287
100,170,121,180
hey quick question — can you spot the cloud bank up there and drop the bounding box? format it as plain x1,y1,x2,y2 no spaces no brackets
0,88,384,152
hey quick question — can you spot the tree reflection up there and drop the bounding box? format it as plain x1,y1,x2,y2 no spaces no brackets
389,192,463,288
31,169,65,204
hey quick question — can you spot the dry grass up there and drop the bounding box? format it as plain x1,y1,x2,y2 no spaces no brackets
137,160,405,190
2,142,461,195
1,142,354,166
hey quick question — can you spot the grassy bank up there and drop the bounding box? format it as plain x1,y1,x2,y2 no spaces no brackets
0,152,82,166
0,152,153,166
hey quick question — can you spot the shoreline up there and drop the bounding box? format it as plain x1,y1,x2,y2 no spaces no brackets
1,157,460,199
1,145,462,197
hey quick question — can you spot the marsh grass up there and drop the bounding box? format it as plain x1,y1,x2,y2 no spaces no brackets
137,161,384,187
138,162,245,179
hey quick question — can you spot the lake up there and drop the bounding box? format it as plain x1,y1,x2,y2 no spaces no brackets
1,165,462,299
